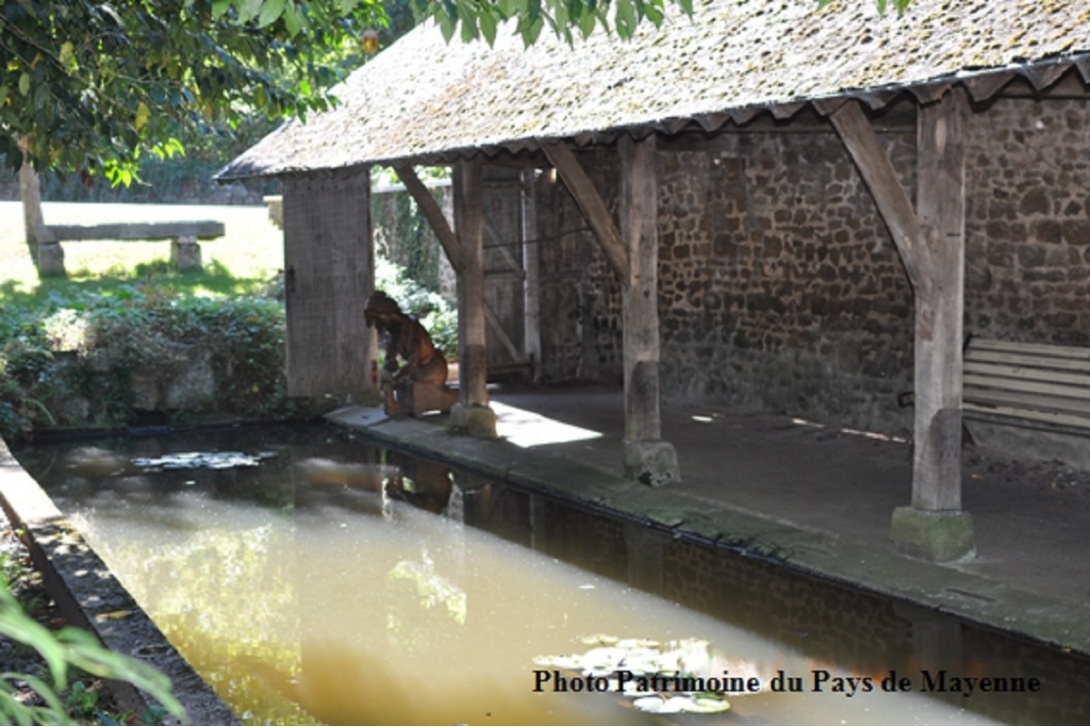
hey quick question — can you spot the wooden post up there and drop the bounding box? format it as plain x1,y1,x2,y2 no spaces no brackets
889,88,974,561
911,89,968,512
619,136,680,486
520,169,542,380
826,94,974,561
451,157,497,437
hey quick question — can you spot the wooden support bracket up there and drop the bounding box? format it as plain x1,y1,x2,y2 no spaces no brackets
393,164,462,273
543,142,630,284
827,100,924,292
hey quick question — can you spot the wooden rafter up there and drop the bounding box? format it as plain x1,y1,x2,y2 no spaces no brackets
543,142,630,284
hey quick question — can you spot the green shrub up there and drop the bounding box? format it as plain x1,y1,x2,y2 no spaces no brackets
0,281,296,438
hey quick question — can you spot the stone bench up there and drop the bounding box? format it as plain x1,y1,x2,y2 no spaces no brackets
962,338,1090,469
35,221,226,277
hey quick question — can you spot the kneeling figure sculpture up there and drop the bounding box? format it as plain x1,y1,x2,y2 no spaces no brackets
365,291,458,417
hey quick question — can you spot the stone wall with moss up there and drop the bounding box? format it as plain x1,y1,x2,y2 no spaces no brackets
533,93,1090,438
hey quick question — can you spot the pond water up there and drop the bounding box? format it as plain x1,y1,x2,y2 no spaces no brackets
13,423,1090,725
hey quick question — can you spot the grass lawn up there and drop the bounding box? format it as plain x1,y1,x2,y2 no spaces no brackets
0,201,284,300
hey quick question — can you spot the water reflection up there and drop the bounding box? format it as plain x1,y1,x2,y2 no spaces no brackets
14,424,1084,725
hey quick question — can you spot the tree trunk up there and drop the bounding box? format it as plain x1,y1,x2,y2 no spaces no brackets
19,159,43,250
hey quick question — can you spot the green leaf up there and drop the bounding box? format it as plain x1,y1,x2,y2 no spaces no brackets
479,10,498,45
257,0,286,26
459,14,478,42
135,101,149,131
18,73,30,97
211,0,231,17
282,1,303,35
236,0,263,24
615,0,637,37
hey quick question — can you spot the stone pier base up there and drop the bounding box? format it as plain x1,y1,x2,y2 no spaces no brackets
449,403,498,439
890,506,975,562
622,438,680,487
171,236,202,271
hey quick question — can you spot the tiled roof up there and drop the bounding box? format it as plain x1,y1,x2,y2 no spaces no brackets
217,0,1090,179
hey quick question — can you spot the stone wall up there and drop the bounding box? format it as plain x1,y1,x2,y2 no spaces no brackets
533,93,1090,438
964,95,1090,346
534,154,624,384
654,130,917,435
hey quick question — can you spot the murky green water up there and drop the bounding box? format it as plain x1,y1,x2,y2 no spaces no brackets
14,423,1087,725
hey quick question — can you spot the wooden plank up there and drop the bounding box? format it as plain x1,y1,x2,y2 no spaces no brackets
543,142,630,284
970,339,1090,361
484,303,522,362
963,403,1090,431
40,221,225,241
966,350,1090,372
964,374,1090,401
394,164,462,273
964,361,1090,388
828,100,924,291
964,389,1090,417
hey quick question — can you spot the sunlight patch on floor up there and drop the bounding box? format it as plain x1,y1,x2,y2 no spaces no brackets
492,401,603,448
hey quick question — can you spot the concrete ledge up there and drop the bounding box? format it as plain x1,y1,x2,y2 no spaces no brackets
0,437,239,726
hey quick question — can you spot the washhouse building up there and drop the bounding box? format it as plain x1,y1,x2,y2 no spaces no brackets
217,0,1090,563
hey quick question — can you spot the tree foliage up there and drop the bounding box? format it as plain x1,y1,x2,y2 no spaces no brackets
417,0,913,49
0,0,386,183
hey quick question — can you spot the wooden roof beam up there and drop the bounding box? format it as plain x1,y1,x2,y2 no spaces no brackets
394,164,462,273
544,142,630,285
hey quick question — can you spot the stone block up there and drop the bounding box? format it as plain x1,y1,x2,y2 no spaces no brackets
890,506,975,563
171,236,202,271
